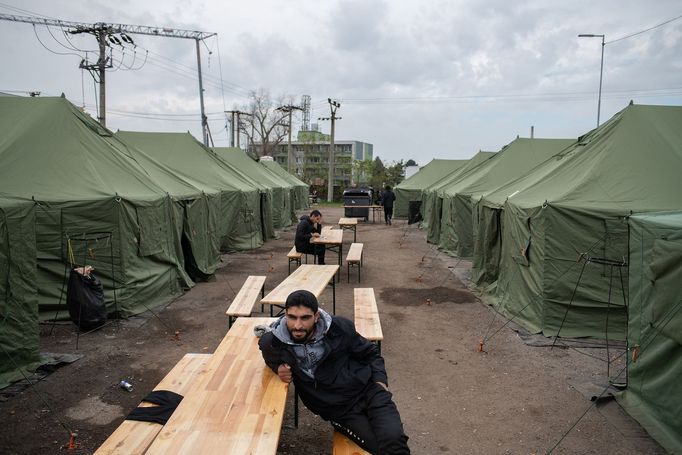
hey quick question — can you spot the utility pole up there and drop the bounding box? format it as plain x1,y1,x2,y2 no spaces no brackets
225,110,252,148
0,13,215,141
319,98,341,202
276,104,303,173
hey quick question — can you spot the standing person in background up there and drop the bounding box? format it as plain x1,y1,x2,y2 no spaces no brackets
381,185,396,225
295,209,325,264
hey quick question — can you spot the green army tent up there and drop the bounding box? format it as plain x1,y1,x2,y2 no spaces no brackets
0,96,193,338
212,147,295,230
438,138,574,257
116,131,269,251
489,103,682,340
617,211,682,454
0,196,38,387
421,151,496,241
259,159,309,211
393,159,467,219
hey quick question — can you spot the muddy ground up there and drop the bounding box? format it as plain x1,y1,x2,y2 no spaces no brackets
0,207,665,454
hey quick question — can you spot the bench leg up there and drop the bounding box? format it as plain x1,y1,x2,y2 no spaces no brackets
228,316,234,329
377,340,381,356
358,260,361,283
261,284,265,312
332,275,336,315
294,386,299,428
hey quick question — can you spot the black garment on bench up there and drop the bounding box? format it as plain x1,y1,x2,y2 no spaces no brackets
125,390,183,425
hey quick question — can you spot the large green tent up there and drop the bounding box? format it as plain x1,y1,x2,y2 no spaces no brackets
488,103,682,340
116,131,268,251
438,138,574,257
393,159,467,218
212,147,295,230
259,159,309,211
421,151,496,241
617,211,682,454
0,97,196,382
0,196,38,387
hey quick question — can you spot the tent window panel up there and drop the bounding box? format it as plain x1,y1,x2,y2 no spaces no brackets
0,222,8,299
648,239,682,345
35,208,62,260
512,216,531,267
136,207,165,257
603,218,628,276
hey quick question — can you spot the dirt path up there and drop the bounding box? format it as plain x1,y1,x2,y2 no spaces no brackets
0,207,664,454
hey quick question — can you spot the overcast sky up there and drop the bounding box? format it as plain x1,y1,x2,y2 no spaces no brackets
1,0,681,165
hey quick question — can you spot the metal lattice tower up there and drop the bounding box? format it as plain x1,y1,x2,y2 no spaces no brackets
301,94,311,131
0,13,216,145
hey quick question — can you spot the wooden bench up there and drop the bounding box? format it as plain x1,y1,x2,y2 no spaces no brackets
95,353,211,455
226,275,266,328
287,246,304,274
333,430,371,455
354,288,383,355
346,243,364,283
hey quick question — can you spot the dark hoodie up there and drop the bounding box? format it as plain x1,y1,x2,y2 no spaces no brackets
295,215,322,252
258,312,388,420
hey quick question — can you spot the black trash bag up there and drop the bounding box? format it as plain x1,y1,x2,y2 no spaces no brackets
408,201,423,225
66,268,106,330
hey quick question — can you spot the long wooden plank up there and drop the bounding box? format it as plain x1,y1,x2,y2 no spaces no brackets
95,353,211,455
145,318,286,455
332,431,371,455
338,217,358,226
261,264,338,306
347,243,363,263
354,288,383,342
226,275,266,318
313,228,343,245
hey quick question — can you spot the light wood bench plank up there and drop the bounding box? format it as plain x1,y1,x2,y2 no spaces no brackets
333,430,371,455
287,246,303,274
95,353,211,455
226,275,266,327
354,288,383,354
346,243,364,283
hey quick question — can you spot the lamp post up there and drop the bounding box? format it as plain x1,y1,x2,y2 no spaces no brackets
578,33,605,127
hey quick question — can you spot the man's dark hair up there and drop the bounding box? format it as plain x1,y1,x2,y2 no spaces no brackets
285,290,319,312
385,185,392,191
310,209,322,217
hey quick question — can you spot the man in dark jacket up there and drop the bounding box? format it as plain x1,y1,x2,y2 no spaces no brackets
381,185,396,225
259,290,410,454
295,209,325,264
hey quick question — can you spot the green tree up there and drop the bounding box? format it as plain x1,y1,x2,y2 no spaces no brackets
385,160,406,187
405,159,417,166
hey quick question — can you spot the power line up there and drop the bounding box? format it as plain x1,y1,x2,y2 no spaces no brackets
607,13,682,44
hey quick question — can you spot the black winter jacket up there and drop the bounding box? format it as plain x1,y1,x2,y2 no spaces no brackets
258,316,387,420
294,215,322,252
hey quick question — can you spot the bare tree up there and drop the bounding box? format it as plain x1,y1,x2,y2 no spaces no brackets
239,89,294,158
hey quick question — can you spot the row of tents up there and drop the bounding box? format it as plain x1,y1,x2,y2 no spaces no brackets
0,95,308,388
394,102,682,453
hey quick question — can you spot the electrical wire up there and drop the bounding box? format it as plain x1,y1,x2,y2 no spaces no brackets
607,13,682,44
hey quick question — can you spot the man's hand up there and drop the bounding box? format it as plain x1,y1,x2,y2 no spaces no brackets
277,364,292,383
376,381,389,391
312,233,321,238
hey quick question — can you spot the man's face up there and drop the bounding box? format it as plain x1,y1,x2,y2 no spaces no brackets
285,305,319,343
311,214,322,224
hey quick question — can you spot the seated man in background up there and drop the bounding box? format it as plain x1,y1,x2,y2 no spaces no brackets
259,290,410,454
295,209,325,265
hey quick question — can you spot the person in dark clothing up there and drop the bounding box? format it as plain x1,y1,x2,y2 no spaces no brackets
381,185,396,225
259,290,410,454
295,209,325,265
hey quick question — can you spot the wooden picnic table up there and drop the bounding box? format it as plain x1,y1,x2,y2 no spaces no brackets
144,317,286,455
338,217,358,242
261,264,339,314
312,228,344,278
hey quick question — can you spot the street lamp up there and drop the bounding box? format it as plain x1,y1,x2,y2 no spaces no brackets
578,33,605,127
